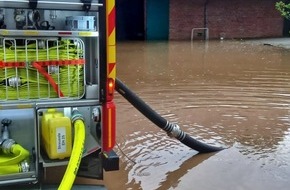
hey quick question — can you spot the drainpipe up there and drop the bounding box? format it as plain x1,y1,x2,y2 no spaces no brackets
204,0,209,40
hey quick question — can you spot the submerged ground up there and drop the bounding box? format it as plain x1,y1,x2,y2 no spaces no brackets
78,39,290,190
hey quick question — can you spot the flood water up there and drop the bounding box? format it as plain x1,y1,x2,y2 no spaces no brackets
101,40,290,190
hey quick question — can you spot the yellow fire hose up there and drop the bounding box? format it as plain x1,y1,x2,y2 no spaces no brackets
58,110,85,190
0,141,30,175
0,164,22,175
0,143,30,166
0,160,29,175
0,118,30,175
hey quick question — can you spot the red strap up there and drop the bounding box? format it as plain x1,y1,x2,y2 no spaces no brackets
33,59,85,66
0,61,26,68
32,62,64,97
0,59,85,68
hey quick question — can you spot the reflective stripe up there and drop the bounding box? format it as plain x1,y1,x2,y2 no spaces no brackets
106,0,116,81
102,102,116,152
108,108,112,148
23,31,39,36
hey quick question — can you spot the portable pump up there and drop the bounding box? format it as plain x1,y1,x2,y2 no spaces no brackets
0,0,119,188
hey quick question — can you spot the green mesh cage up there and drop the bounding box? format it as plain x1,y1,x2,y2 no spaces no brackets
0,38,85,100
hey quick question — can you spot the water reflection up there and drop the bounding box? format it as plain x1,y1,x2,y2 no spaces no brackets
109,40,290,190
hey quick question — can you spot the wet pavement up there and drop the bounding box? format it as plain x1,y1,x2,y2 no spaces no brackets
78,39,290,190
251,38,290,49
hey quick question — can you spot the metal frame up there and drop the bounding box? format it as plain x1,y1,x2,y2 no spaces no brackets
0,0,102,11
191,27,209,41
0,37,86,101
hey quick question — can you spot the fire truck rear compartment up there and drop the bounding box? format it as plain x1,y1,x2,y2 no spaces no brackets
0,1,119,187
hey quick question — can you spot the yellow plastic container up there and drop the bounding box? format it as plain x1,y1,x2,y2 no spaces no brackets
41,109,72,159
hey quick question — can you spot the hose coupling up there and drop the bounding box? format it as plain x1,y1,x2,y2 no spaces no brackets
167,123,182,138
1,138,16,154
4,77,22,87
20,160,30,173
71,108,84,124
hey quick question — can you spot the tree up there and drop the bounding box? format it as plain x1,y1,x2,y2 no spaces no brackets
276,1,290,19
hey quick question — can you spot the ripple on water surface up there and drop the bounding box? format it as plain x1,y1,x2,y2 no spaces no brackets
112,40,290,189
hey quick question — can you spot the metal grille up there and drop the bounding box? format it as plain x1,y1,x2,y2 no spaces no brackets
0,37,85,101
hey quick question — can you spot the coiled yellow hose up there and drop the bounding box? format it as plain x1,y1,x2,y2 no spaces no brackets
58,119,85,190
0,164,21,175
0,39,84,99
0,160,29,175
0,144,29,166
0,143,30,175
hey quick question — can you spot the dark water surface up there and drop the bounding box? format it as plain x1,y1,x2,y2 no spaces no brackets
101,40,290,190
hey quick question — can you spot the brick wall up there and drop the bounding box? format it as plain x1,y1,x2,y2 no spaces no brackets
169,0,284,40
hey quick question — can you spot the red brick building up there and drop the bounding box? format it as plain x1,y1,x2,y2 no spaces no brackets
170,0,284,40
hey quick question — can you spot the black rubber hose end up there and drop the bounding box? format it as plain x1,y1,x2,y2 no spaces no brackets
115,78,224,153
180,134,224,153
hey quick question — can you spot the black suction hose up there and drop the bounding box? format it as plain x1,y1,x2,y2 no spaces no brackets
115,78,224,153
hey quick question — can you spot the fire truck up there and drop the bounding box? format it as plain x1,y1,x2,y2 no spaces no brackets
0,0,118,188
